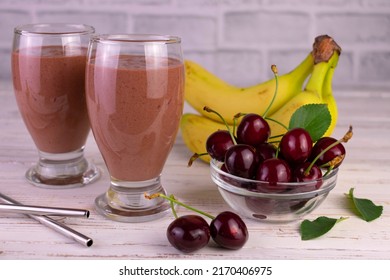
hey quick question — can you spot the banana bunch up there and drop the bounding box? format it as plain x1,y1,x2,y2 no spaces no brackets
180,35,342,163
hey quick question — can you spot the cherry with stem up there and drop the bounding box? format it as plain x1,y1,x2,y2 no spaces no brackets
145,192,248,250
203,106,237,145
304,125,353,176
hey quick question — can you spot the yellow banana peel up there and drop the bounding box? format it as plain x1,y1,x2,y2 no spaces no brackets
184,53,314,125
180,113,225,163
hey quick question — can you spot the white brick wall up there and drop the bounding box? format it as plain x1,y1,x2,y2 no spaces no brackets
1,0,390,91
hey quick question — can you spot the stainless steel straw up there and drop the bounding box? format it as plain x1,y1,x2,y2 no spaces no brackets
0,203,90,218
0,192,93,247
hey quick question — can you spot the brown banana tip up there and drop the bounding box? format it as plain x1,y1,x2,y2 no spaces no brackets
312,35,342,64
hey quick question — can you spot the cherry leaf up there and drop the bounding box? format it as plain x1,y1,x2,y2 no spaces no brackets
300,216,348,240
347,188,383,222
289,104,331,142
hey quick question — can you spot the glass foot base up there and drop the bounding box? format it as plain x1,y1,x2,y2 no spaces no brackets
95,178,171,223
26,161,100,189
25,149,100,188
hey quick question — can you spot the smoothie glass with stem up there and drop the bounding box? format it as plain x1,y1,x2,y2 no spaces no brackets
11,23,100,188
86,34,184,222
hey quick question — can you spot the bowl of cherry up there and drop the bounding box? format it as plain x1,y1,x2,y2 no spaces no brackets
210,159,338,223
205,112,351,223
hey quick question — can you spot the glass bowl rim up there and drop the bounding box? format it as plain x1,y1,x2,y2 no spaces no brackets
210,159,338,199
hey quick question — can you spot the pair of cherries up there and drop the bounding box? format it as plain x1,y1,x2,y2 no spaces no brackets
167,211,248,253
146,193,248,253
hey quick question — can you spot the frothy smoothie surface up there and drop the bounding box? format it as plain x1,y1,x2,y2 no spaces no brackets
86,55,184,181
12,46,90,153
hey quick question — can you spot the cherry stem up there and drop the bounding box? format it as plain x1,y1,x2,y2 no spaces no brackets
204,106,237,145
269,133,286,139
322,165,334,177
187,152,208,167
304,125,353,175
232,112,249,139
262,65,278,119
145,193,215,220
233,112,247,137
233,112,247,119
169,194,179,219
264,116,289,131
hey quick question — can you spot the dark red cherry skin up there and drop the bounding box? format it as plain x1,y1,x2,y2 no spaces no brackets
220,163,228,173
255,143,277,163
225,144,258,179
167,215,210,253
237,113,270,146
309,137,346,168
255,158,291,191
245,197,278,219
292,162,323,190
279,128,313,164
210,211,248,250
206,130,235,161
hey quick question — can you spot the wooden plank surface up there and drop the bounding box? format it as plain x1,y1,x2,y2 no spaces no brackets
1,81,389,259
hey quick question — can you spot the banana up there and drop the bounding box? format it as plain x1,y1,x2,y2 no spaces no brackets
180,35,342,163
185,53,314,124
321,55,338,136
180,113,227,163
267,50,340,141
180,49,339,163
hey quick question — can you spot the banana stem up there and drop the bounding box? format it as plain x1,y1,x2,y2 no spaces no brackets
321,55,338,100
321,55,338,135
305,53,339,96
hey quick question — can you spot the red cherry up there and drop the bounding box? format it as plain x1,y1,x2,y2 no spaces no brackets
206,130,235,162
255,158,291,192
225,144,258,179
292,162,323,190
210,211,248,250
236,113,270,146
309,137,346,168
280,128,313,164
167,215,210,253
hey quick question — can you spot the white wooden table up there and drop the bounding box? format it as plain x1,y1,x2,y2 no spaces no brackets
1,81,389,260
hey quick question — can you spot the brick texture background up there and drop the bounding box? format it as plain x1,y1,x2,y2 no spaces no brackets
1,0,390,91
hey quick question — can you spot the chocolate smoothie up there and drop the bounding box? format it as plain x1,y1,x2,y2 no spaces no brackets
12,46,90,154
86,55,184,181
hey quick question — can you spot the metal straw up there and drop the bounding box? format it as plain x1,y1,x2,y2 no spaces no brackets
0,203,90,218
0,192,93,247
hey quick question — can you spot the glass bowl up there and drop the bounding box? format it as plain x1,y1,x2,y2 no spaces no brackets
210,159,338,223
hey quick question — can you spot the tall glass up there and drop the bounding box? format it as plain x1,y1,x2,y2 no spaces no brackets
11,23,100,188
86,34,184,222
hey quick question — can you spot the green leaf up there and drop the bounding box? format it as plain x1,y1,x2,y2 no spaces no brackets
289,104,331,142
300,216,348,240
347,188,383,222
